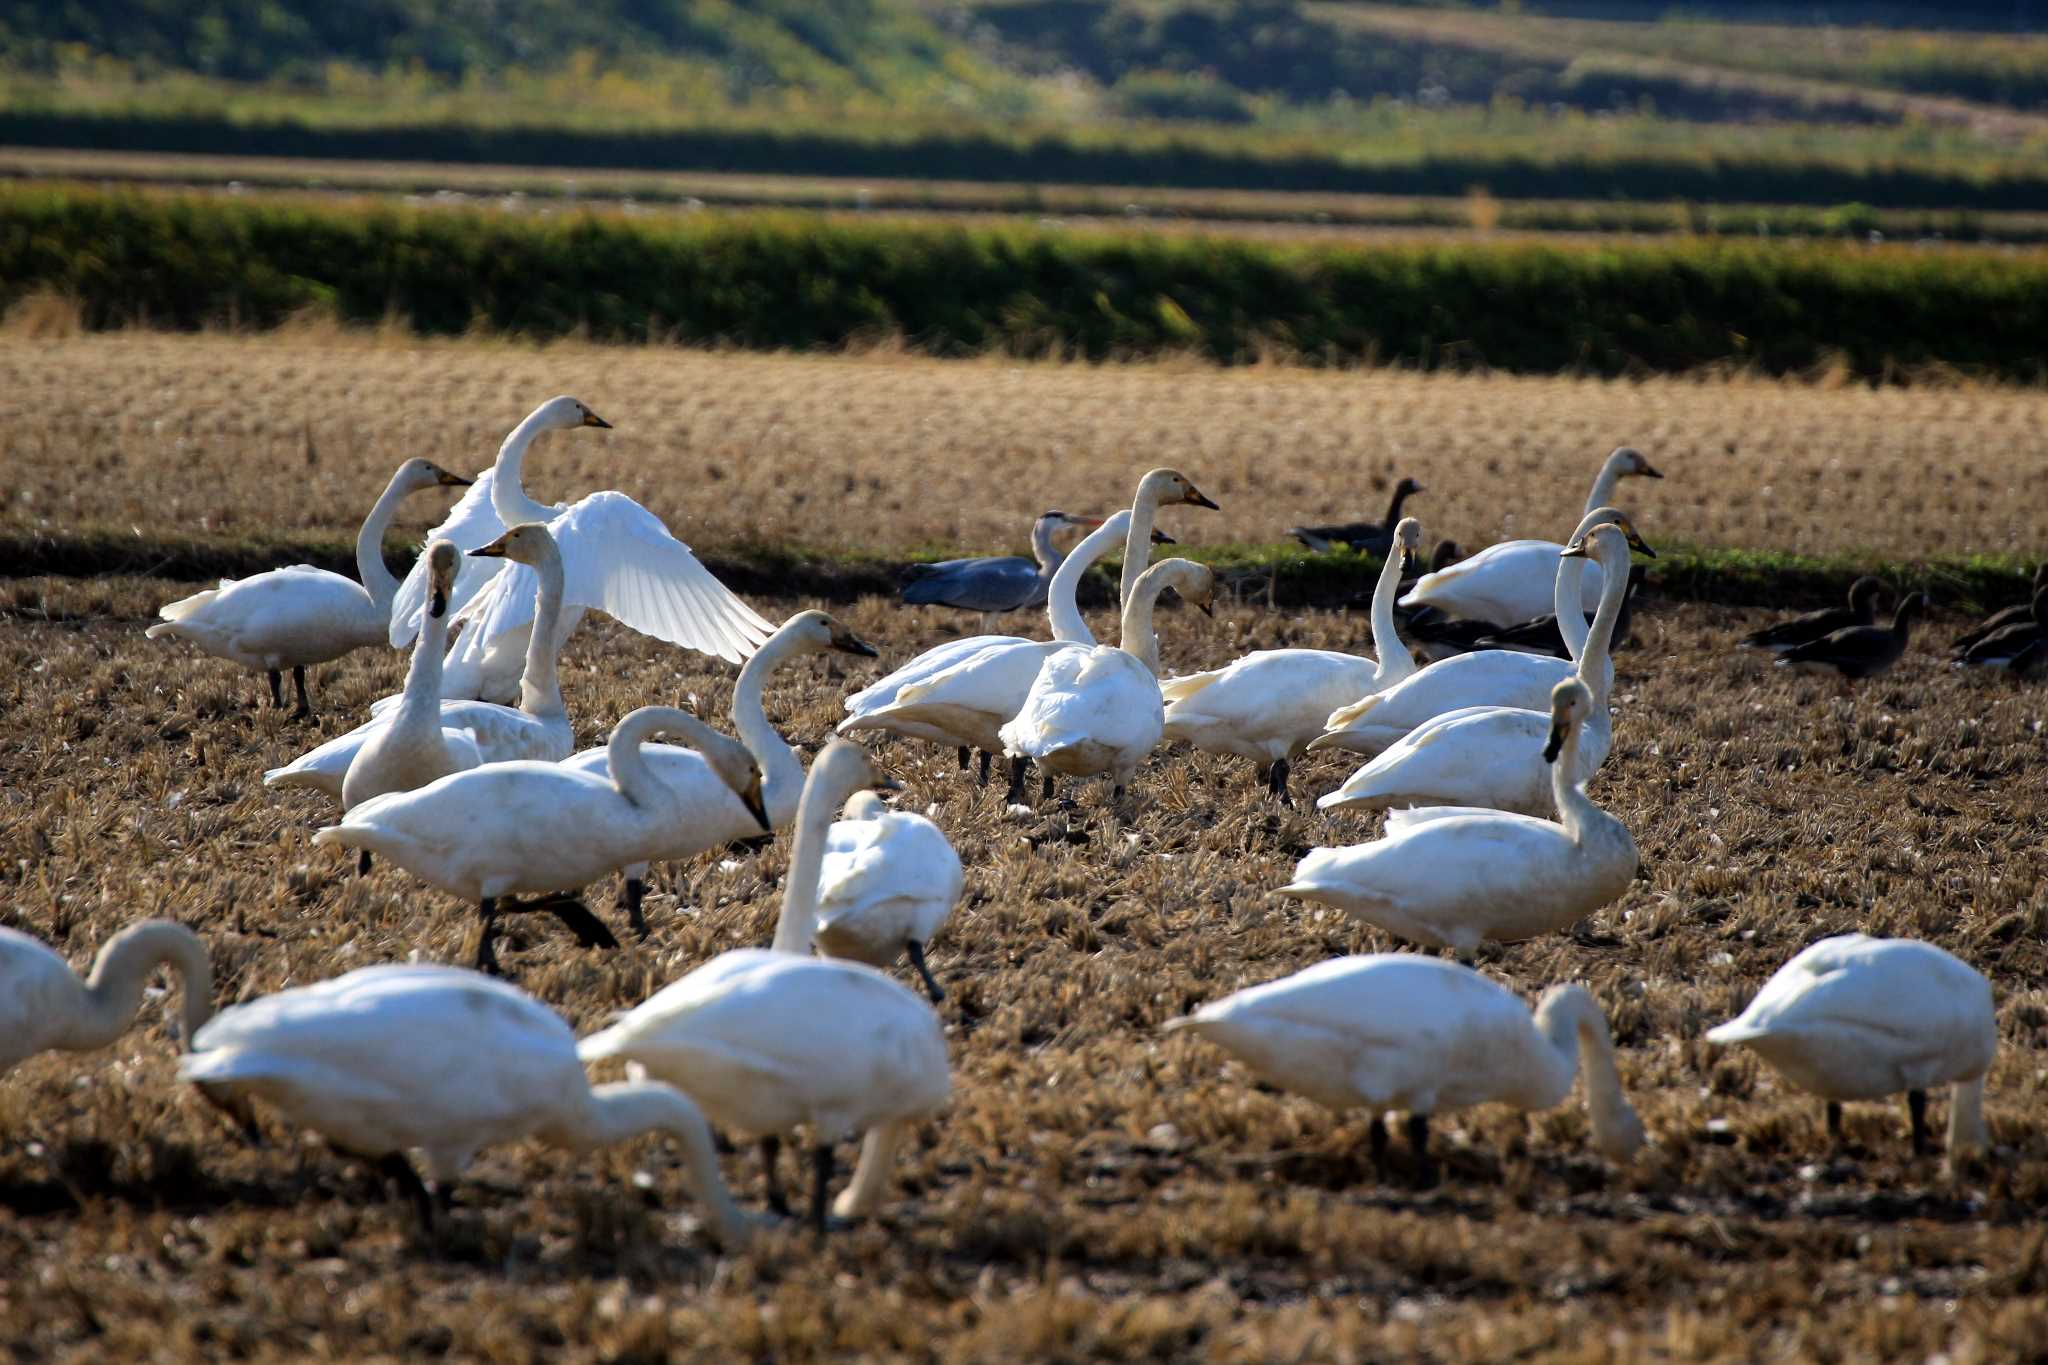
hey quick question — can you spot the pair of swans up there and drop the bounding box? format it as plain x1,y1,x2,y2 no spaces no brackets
579,741,951,1232
1170,957,1643,1184
1317,520,1642,818
1160,517,1421,801
147,458,472,716
1400,446,1661,626
1283,678,1638,955
2,920,213,1078
900,510,1102,621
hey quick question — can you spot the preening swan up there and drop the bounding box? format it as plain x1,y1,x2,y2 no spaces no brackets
1317,520,1639,819
564,610,879,931
1776,592,1924,683
578,741,951,1233
388,396,776,703
1288,478,1423,557
902,510,1101,621
1168,956,1644,1185
1399,446,1660,627
1744,576,1885,653
1707,935,1994,1159
2,920,213,1078
1283,678,1637,954
315,706,769,974
814,790,964,1002
1162,517,1421,801
179,963,754,1244
147,457,470,716
263,522,580,801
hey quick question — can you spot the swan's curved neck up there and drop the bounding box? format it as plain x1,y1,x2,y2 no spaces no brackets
1119,480,1167,607
517,546,569,720
1573,540,1632,700
1368,546,1414,686
393,594,453,732
491,411,566,527
1553,553,1591,660
1118,565,1187,677
354,472,422,611
1046,514,1130,646
731,626,809,823
602,708,696,809
66,922,212,1053
1533,986,1637,1152
575,1080,752,1247
769,754,870,955
1583,453,1631,517
1550,712,1596,839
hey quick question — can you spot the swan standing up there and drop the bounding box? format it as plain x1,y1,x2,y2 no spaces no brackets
1161,517,1421,801
577,741,951,1233
147,457,471,716
814,790,964,1002
178,963,754,1244
1705,934,1994,1159
1282,678,1637,954
2,921,213,1077
1168,956,1644,1185
1399,447,1660,626
1317,520,1639,819
316,706,769,973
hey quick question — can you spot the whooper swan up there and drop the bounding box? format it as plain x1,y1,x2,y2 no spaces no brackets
2,920,213,1078
814,790,964,1001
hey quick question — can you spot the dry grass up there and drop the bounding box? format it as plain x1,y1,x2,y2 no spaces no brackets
4,333,2047,571
4,563,2048,1359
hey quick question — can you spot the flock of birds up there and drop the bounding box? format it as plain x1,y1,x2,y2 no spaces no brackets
3,401,2023,1253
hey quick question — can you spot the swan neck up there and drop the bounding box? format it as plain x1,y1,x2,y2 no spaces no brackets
1535,987,1637,1153
69,922,213,1053
580,1081,752,1248
1573,543,1631,700
354,470,419,610
1118,572,1175,677
518,547,568,720
732,628,805,821
769,758,867,955
1554,554,1591,660
602,710,675,808
1368,544,1413,685
1047,515,1128,646
1550,714,1597,837
1584,453,1628,516
393,596,452,730
1120,481,1163,607
491,411,563,527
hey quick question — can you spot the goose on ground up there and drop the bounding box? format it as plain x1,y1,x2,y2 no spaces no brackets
813,790,964,1002
1743,576,1886,653
1706,934,1993,1160
577,741,951,1234
1288,478,1423,557
1776,593,1924,684
387,397,775,703
901,510,1100,626
2,921,212,1078
178,963,754,1244
1317,521,1638,819
1161,518,1421,802
1952,564,2048,654
147,458,470,716
315,707,768,974
1283,678,1636,954
563,610,879,932
1474,574,1641,659
1312,510,1652,759
263,523,580,801
1399,447,1661,626
1954,586,2048,672
1168,956,1644,1186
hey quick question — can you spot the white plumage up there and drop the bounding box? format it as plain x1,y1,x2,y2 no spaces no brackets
1,921,213,1078
814,790,964,1000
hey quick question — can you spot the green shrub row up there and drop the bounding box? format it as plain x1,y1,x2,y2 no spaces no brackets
6,185,2047,381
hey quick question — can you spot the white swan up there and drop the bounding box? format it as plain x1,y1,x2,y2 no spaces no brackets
577,741,951,1233
999,558,1216,808
264,523,579,801
2,920,213,1077
1161,517,1421,801
315,706,768,974
1168,956,1644,1184
813,790,964,1002
1312,509,1652,759
1706,934,1994,1159
1399,446,1661,626
1281,678,1636,954
563,610,880,931
178,963,753,1245
1317,520,1639,818
388,396,775,703
147,457,471,715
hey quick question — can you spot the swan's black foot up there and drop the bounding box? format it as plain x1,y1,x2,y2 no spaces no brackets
1005,755,1031,806
906,939,944,1003
290,666,313,720
1907,1089,1931,1156
375,1151,437,1232
266,669,284,710
810,1142,836,1237
1406,1112,1438,1189
474,898,502,976
530,896,620,950
956,746,971,772
977,749,992,787
622,878,648,939
1367,1114,1389,1172
357,849,373,878
760,1135,790,1217
1266,758,1293,804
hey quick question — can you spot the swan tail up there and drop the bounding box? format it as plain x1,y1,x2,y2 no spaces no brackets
574,1023,632,1063
1324,693,1382,730
1158,670,1222,704
1703,1020,1765,1046
151,586,224,626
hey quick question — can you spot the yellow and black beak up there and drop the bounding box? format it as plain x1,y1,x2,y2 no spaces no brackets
833,630,880,659
435,467,474,488
1639,462,1664,479
1197,598,1215,618
740,775,771,834
429,586,448,618
1543,720,1566,764
1151,528,1177,546
582,411,613,430
1559,540,1589,560
469,536,509,559
1617,522,1657,557
1185,487,1221,511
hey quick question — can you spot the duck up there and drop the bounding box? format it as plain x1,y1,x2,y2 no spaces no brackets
562,610,879,932
315,706,769,974
1311,510,1653,759
1160,518,1421,802
1776,593,1925,684
1288,478,1424,557
813,790,964,1002
1398,446,1661,627
1743,576,1886,653
1282,678,1636,955
1954,586,2048,672
178,963,754,1244
387,396,775,703
999,558,1217,811
1168,956,1644,1186
1951,564,2048,654
147,457,471,716
1317,520,1638,819
901,510,1102,627
2,920,213,1078
1705,934,1994,1160
263,523,580,802
577,741,951,1234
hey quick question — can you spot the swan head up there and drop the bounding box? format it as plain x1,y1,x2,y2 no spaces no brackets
1140,468,1220,512
1393,516,1423,570
394,457,473,492
1562,514,1655,562
530,395,612,431
782,609,879,659
1608,446,1662,480
423,539,462,618
1544,678,1595,762
1052,511,1175,545
1139,558,1217,616
812,740,901,804
842,789,889,821
469,522,559,567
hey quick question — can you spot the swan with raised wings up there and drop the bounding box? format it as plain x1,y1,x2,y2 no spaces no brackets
1169,956,1644,1185
1282,678,1636,954
1399,446,1660,627
147,457,470,715
577,741,951,1233
2,920,212,1078
813,790,963,1002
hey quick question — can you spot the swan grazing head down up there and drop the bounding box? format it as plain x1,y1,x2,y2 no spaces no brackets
1543,677,1596,763
1141,468,1221,511
392,457,474,495
422,539,462,619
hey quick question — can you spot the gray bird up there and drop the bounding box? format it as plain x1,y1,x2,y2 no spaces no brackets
1778,593,1925,684
1743,576,1886,653
902,511,1172,630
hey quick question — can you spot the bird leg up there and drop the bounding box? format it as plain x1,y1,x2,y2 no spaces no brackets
1368,1114,1389,1172
1268,758,1293,805
1407,1112,1437,1189
1826,1100,1843,1145
760,1135,790,1217
1041,774,1055,804
357,849,373,878
1907,1089,1931,1156
267,669,284,710
526,895,621,951
1005,755,1031,806
374,1151,436,1233
291,665,313,720
978,749,992,787
474,898,501,975
957,746,971,772
906,939,945,1003
622,878,648,939
811,1143,835,1237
